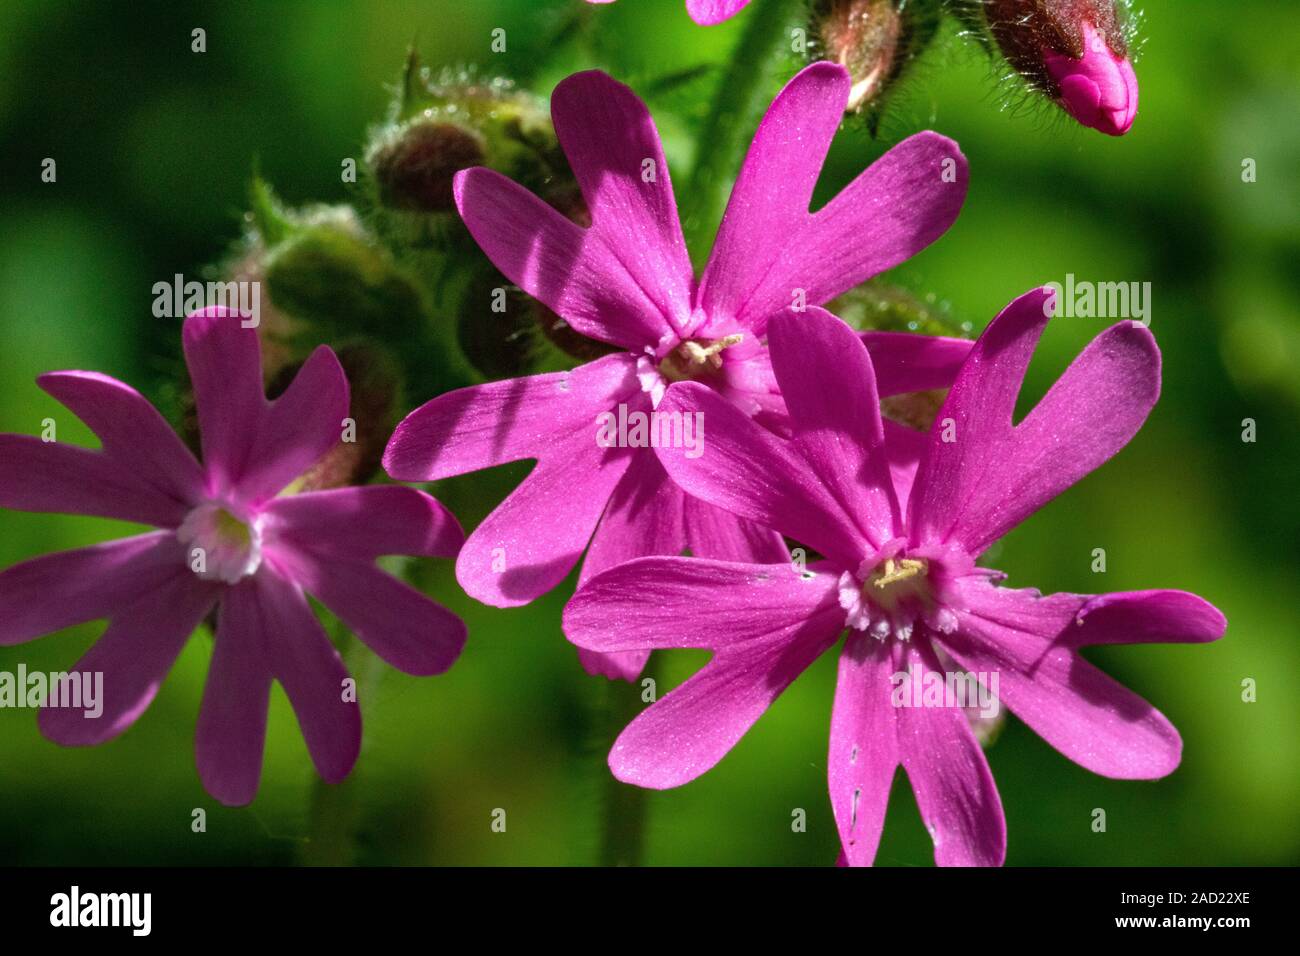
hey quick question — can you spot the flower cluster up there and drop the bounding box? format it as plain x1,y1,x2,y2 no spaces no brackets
0,44,1218,864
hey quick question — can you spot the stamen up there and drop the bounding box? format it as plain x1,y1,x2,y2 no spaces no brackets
839,555,938,642
678,333,744,370
870,557,927,589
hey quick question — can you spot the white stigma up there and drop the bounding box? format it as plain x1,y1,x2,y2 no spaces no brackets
176,501,264,584
838,557,936,642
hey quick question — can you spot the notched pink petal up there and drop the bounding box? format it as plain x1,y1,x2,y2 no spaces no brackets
910,287,1161,554
0,532,183,646
895,640,1006,866
384,353,640,481
768,308,902,549
940,580,1191,780
656,381,869,568
38,569,218,747
0,435,193,528
37,370,204,509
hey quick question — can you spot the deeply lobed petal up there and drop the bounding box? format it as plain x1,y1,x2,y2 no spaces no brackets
37,371,205,512
384,354,640,481
262,485,464,561
656,381,869,567
768,308,902,549
895,639,1007,866
269,546,467,677
38,566,218,747
453,70,693,351
195,582,274,806
0,435,195,528
576,450,786,681
937,579,1224,779
828,633,899,866
183,308,349,505
0,532,186,646
909,288,1161,555
698,63,968,336
565,557,844,787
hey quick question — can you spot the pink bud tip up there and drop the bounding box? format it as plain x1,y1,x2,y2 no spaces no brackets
1042,22,1138,136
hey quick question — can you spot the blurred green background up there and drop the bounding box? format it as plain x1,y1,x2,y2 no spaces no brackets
1,0,1297,866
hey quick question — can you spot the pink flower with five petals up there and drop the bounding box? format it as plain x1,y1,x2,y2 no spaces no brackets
0,308,467,805
564,292,1226,865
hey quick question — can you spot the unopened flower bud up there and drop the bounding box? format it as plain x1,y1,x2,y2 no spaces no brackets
811,0,941,114
369,120,486,213
1041,18,1137,135
366,52,576,219
264,217,427,346
957,0,1139,136
829,280,971,339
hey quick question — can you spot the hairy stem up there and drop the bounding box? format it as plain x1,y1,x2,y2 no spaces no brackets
682,0,802,261
597,657,657,867
299,632,386,866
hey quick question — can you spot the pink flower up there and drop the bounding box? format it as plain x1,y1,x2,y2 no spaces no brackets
1043,20,1138,136
586,0,751,27
0,308,466,805
564,293,1226,865
385,62,972,680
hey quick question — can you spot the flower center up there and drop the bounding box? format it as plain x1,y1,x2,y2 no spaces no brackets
838,555,956,641
176,501,264,584
659,333,745,383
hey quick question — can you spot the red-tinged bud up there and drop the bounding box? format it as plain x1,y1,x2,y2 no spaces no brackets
1042,19,1137,135
369,121,486,213
811,0,941,115
367,51,574,219
954,0,1139,135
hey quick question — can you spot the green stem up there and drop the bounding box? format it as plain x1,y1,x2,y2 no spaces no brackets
596,657,657,867
299,633,386,866
682,0,802,261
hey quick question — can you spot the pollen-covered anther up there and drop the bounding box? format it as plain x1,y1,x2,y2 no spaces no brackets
870,556,927,589
661,333,744,381
838,556,934,642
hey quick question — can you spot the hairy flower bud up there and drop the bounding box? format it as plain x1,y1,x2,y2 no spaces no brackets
369,120,486,213
829,280,971,339
952,0,1139,135
264,218,427,346
811,0,941,115
366,51,577,220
